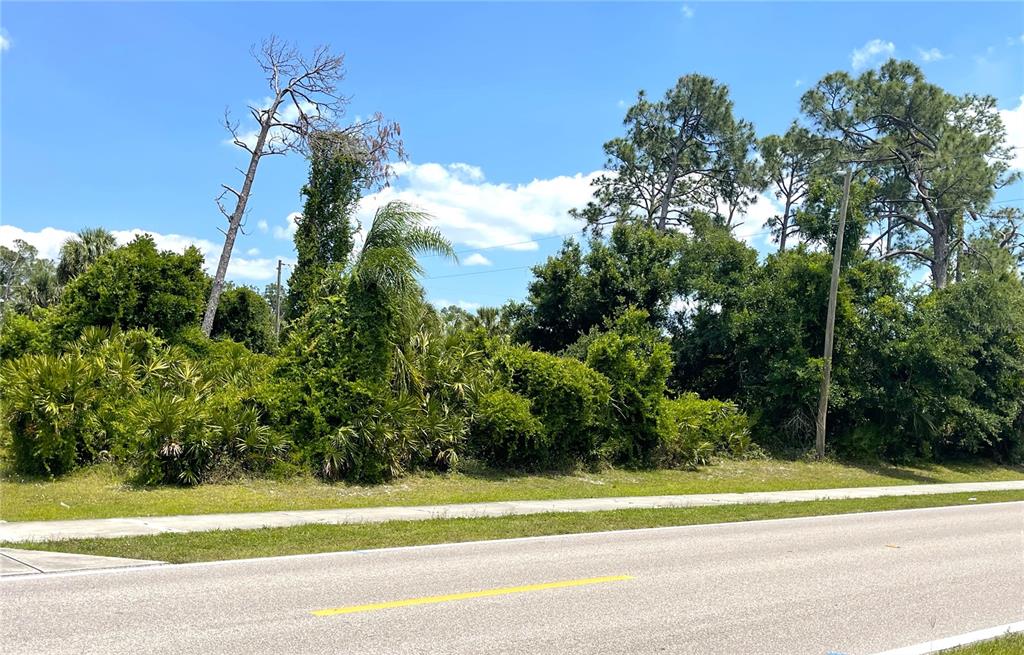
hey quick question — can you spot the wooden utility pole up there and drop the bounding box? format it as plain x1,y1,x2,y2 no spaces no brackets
815,168,853,459
274,259,283,338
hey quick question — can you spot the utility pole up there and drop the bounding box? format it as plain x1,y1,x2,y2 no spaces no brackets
274,259,283,339
815,168,853,459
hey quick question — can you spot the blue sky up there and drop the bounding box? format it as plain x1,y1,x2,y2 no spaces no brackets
3,2,1023,310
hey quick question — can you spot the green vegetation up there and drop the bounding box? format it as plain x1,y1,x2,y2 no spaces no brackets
2,55,1022,497
3,459,1020,522
939,634,1024,654
211,286,276,354
7,491,1020,563
53,234,209,342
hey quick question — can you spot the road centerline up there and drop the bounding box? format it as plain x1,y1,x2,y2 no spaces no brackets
311,575,635,617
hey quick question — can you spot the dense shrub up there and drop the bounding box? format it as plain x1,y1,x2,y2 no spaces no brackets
53,235,209,340
514,222,679,352
494,345,611,466
211,286,277,354
0,328,281,483
583,309,671,463
657,394,753,467
1,352,104,475
469,388,545,467
271,299,474,483
0,313,46,360
126,387,216,486
901,272,1024,462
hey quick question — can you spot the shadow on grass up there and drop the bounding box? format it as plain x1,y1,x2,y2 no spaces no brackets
845,459,1023,485
452,459,596,484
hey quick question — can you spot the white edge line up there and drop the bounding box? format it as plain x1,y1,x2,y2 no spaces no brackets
869,620,1024,655
2,500,1021,583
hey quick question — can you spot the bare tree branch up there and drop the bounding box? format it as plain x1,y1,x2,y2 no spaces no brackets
202,36,406,336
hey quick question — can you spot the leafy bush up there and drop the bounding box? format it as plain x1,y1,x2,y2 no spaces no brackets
469,388,545,467
307,387,416,483
583,309,671,464
118,342,278,485
212,286,277,354
899,272,1024,461
54,235,209,340
494,345,611,466
0,312,46,360
657,394,753,467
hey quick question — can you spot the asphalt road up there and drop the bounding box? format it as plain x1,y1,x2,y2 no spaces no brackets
2,503,1022,655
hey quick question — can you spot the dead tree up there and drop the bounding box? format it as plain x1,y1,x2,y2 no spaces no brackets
203,36,403,336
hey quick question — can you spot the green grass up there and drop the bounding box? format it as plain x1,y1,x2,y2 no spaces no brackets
940,633,1024,654
7,490,1021,563
2,459,1021,522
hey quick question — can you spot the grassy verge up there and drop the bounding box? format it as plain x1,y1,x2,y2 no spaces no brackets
3,459,1022,522
940,633,1024,654
6,490,1021,563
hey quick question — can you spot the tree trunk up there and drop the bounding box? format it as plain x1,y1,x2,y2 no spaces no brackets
778,198,793,252
656,147,682,231
931,215,950,289
201,102,279,336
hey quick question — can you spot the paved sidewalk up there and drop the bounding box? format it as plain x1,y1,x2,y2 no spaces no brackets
0,547,162,577
1,480,1022,544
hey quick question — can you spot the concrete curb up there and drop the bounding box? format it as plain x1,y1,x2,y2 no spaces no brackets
867,620,1024,655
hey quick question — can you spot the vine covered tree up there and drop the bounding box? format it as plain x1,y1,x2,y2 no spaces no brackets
203,36,403,336
286,133,370,320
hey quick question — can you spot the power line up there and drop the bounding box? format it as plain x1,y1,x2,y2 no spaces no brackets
427,265,534,280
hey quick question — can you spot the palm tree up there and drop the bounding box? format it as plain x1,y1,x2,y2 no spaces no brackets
57,228,117,284
352,201,455,298
475,306,500,332
18,260,61,310
346,201,456,387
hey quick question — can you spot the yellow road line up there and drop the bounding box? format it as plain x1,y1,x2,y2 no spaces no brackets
311,575,634,617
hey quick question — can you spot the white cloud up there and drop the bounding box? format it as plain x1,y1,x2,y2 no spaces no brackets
681,4,694,19
999,95,1024,170
223,256,290,281
917,47,948,62
851,39,895,70
794,79,803,88
1,224,288,282
0,32,10,52
730,192,786,253
432,298,482,312
108,228,219,258
257,220,269,233
273,212,301,240
448,163,484,183
463,253,492,267
355,161,602,251
0,225,75,260
246,247,261,256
